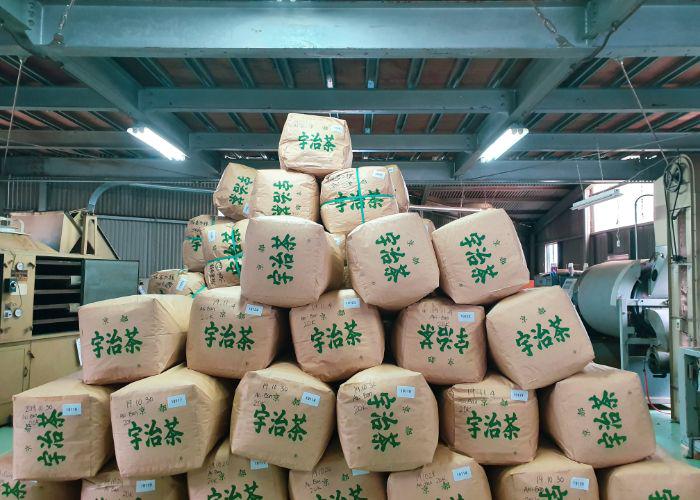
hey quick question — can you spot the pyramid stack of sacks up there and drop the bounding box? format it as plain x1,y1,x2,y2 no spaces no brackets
8,113,694,499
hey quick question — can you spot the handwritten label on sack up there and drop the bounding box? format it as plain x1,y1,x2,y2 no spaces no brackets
351,469,369,476
343,298,361,309
452,466,472,482
135,480,156,493
510,389,529,402
570,477,590,491
207,229,217,242
167,394,187,409
62,403,82,416
372,169,386,179
458,311,476,323
250,460,268,470
175,277,187,291
397,386,415,399
301,392,321,407
245,303,264,316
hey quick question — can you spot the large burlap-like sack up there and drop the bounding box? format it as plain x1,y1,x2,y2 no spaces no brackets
347,212,439,310
111,365,231,477
440,372,538,465
249,169,320,221
486,286,594,390
279,113,352,177
183,214,226,272
290,289,384,382
289,440,387,500
393,297,486,385
201,220,248,289
12,372,113,481
431,208,529,305
230,362,335,471
188,439,288,500
326,232,346,291
540,363,655,468
320,167,400,234
187,286,285,379
81,461,187,499
491,444,599,500
79,294,191,384
386,165,410,212
598,448,700,500
213,162,257,220
240,216,338,308
423,217,436,234
147,268,206,297
337,364,438,472
0,452,80,499
387,444,491,499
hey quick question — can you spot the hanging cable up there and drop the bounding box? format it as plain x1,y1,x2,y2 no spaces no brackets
1,56,24,179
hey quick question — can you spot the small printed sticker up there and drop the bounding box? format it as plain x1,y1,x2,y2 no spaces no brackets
207,229,217,242
62,403,82,416
245,303,264,316
334,236,343,245
167,394,187,409
343,298,361,309
135,480,156,493
570,477,590,491
452,466,472,482
243,203,250,215
75,338,83,366
387,167,396,173
372,169,386,179
137,285,146,295
331,125,343,134
510,389,529,402
351,469,370,476
397,386,416,399
250,460,268,470
458,311,476,323
301,392,321,407
175,277,187,291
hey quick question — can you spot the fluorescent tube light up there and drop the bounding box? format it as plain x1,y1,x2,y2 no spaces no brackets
479,126,529,162
127,126,186,161
571,188,623,211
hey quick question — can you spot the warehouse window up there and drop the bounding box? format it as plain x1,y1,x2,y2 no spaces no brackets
588,182,654,233
544,242,559,272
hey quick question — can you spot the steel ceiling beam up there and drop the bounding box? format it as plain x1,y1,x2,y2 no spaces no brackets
515,132,700,152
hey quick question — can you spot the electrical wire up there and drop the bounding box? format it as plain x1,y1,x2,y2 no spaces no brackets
1,56,24,182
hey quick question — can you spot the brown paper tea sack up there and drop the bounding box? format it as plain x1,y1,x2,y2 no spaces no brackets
337,364,439,472
249,169,320,221
213,162,257,220
0,452,80,499
279,113,352,177
440,372,538,465
147,269,206,297
230,362,335,471
393,297,486,385
183,214,226,272
386,164,410,212
12,372,113,481
486,286,595,390
422,217,436,234
491,445,599,500
202,220,248,289
431,208,529,305
187,286,285,379
290,289,385,382
110,365,231,477
240,216,337,308
79,294,191,384
347,212,440,310
597,448,700,500
387,444,491,500
289,439,386,500
81,461,187,500
320,167,400,234
326,232,346,291
188,439,287,500
540,363,656,468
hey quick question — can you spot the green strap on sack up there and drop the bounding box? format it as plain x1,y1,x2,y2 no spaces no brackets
190,284,207,298
320,168,394,223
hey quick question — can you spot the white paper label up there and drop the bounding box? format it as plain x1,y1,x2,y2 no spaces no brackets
167,394,187,409
250,459,268,470
207,229,217,242
62,403,82,416
245,303,264,316
175,277,187,291
351,469,370,476
510,389,529,402
243,203,250,215
397,386,415,399
452,466,472,482
458,311,476,323
334,236,343,245
570,477,590,491
372,169,386,179
301,392,321,407
343,298,361,309
137,285,146,295
331,125,343,134
135,480,156,493
387,167,396,173
75,338,83,366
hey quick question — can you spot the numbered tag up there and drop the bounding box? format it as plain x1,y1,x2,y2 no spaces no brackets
372,169,386,179
397,386,415,399
570,477,590,491
207,229,217,242
343,298,361,309
245,303,264,316
351,469,369,476
458,311,476,323
510,389,529,402
243,203,250,215
452,466,472,482
62,403,82,416
137,285,146,295
135,480,156,493
387,167,396,173
167,394,187,409
250,460,268,470
301,392,321,407
175,277,187,291
331,125,344,134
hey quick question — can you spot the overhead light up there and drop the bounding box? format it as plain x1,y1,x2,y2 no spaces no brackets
325,76,334,89
571,188,623,211
479,125,529,163
621,154,640,161
127,126,186,161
